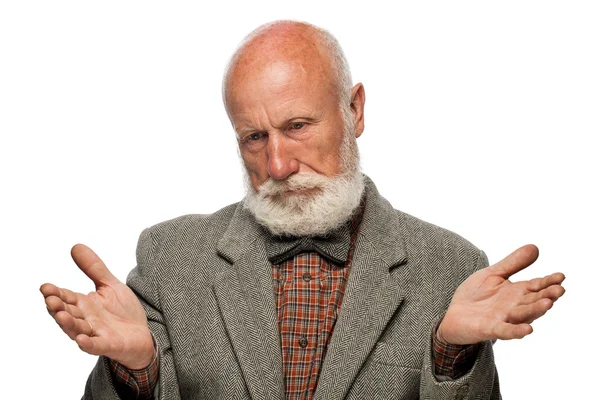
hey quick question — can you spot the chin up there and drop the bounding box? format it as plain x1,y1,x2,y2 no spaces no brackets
282,187,321,197
243,170,365,237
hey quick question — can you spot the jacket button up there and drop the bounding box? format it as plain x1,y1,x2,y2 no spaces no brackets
302,272,312,282
299,336,308,348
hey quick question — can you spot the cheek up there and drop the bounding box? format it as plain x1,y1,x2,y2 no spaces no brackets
240,149,269,182
311,128,345,174
240,147,259,169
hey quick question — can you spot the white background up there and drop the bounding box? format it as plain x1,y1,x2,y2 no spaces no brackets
1,1,598,398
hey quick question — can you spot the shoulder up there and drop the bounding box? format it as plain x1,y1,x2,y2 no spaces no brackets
362,175,484,270
135,202,240,261
386,209,488,312
146,203,239,238
395,209,487,280
361,175,487,278
398,210,482,258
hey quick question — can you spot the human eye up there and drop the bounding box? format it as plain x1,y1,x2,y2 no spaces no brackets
289,122,306,130
240,131,267,142
247,132,265,141
240,131,268,151
286,121,310,135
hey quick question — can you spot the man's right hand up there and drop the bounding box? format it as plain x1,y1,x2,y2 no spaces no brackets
41,244,155,370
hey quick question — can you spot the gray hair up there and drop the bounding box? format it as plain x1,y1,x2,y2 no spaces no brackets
222,20,354,108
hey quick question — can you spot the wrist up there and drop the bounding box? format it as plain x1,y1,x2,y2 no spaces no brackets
436,320,451,345
118,330,156,370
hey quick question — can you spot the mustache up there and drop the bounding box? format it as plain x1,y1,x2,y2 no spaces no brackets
258,173,330,197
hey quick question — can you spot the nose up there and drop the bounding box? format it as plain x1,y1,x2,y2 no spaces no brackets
267,134,299,181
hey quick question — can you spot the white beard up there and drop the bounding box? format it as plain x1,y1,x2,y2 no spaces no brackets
243,110,364,237
243,169,364,237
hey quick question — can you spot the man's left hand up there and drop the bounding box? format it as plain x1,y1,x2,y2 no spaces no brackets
437,244,565,345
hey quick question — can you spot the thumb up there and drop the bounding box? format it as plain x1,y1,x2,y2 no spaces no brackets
71,244,119,288
487,244,540,279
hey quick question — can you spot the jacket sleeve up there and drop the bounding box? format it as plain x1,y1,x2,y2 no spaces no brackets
419,251,502,400
82,228,182,400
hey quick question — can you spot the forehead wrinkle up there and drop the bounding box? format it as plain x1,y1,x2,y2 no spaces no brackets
225,23,342,134
232,104,270,132
230,63,330,124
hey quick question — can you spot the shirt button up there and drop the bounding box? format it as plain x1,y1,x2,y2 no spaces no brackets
302,272,312,282
299,335,308,348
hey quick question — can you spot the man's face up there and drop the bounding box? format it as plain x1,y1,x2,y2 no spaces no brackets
226,60,350,194
224,33,366,237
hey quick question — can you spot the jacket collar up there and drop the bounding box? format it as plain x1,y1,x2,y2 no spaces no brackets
217,174,407,268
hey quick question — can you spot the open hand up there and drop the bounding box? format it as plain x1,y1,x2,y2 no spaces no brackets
437,244,566,345
40,244,154,369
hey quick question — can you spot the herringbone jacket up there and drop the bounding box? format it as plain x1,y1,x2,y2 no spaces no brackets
83,177,501,399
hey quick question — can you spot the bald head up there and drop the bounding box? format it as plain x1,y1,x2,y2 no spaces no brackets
223,21,353,114
227,24,365,237
223,20,366,206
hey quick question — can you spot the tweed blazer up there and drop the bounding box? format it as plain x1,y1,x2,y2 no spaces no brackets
83,177,501,399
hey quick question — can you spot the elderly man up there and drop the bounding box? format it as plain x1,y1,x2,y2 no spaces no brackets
41,21,565,399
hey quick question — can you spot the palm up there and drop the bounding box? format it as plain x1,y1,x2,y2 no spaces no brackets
438,245,566,345
41,244,154,369
95,281,146,324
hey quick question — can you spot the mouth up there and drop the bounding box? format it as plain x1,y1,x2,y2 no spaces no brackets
264,186,321,200
283,187,319,196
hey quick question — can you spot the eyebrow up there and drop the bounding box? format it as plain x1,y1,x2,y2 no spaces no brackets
235,115,322,135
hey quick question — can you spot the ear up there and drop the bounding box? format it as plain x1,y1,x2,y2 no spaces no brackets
350,83,366,138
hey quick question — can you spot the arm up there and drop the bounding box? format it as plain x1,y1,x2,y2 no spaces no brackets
431,319,480,380
420,251,501,399
84,228,183,399
422,245,565,399
123,228,182,399
41,229,182,399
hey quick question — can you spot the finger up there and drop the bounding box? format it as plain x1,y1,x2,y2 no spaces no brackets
492,321,533,340
41,284,80,306
507,298,554,324
45,295,65,317
40,283,60,298
45,293,86,318
55,311,94,340
487,244,539,279
56,287,79,305
40,283,77,303
75,333,112,357
527,272,565,292
44,292,75,313
71,244,120,288
524,284,566,304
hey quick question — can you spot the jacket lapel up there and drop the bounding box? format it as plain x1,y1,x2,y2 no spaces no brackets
212,177,409,400
314,177,410,400
214,205,285,400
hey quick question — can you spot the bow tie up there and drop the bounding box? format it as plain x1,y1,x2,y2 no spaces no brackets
265,223,353,266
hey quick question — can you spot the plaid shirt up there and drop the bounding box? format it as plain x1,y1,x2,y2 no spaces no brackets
273,253,351,399
110,220,477,398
